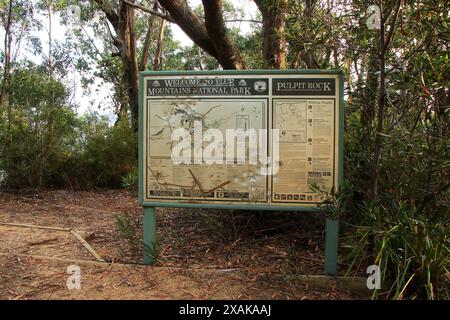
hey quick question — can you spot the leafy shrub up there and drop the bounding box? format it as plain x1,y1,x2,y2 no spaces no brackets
0,67,80,187
115,211,141,256
121,169,137,192
0,66,136,190
70,114,137,189
344,196,449,299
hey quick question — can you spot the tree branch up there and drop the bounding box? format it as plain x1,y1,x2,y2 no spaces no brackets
93,0,120,29
202,0,245,69
383,0,402,53
223,19,262,24
157,0,218,59
121,0,175,22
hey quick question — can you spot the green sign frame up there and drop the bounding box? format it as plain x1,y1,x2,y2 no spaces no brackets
138,69,344,275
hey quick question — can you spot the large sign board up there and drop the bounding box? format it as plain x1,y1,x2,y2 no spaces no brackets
139,70,343,210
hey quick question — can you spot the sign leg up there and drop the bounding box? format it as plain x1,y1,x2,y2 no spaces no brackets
324,218,339,276
143,207,157,265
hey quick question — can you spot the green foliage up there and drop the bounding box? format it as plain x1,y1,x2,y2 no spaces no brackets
336,0,450,299
0,66,80,187
344,197,449,300
310,182,352,221
115,211,141,256
73,114,136,188
143,240,161,264
0,65,136,189
121,169,137,193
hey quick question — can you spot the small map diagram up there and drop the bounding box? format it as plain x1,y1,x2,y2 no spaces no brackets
275,100,308,143
148,99,264,156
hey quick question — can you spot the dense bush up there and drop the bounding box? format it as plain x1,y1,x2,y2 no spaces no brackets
0,66,136,189
65,113,137,189
342,196,449,299
340,47,449,299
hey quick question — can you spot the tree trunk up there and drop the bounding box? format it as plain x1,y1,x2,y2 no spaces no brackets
1,0,13,179
47,0,53,78
369,0,402,200
118,3,139,125
300,0,319,69
362,53,379,129
254,0,287,69
370,36,385,200
0,0,13,108
95,0,140,127
300,51,320,69
153,18,166,70
139,2,159,71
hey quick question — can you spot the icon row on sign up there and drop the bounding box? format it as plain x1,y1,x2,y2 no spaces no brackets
273,194,313,201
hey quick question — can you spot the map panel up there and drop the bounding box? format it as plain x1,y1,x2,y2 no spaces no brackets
146,99,267,202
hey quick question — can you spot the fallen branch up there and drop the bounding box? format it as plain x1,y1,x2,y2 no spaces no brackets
0,252,242,273
13,284,61,300
28,237,60,246
0,221,71,232
70,230,105,262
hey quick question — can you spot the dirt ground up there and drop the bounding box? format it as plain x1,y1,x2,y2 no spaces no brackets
0,189,362,300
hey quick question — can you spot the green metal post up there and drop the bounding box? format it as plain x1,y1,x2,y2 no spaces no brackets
324,218,339,276
143,206,157,265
